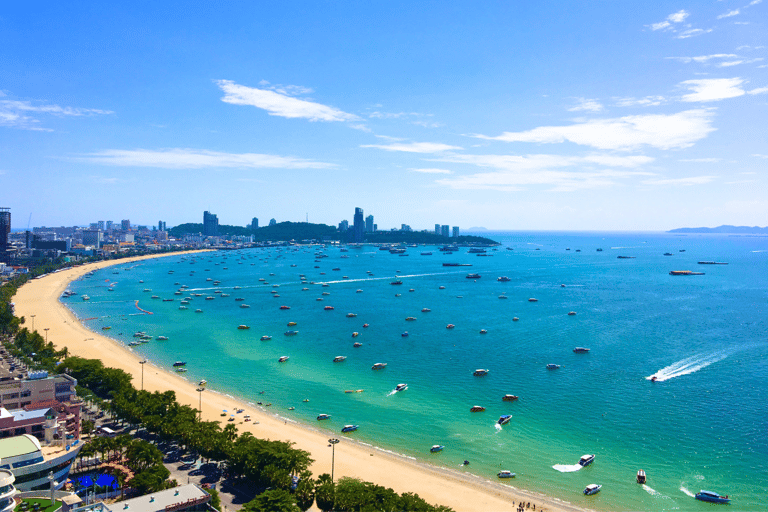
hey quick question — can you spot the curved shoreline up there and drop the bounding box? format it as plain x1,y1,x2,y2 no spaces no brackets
13,252,593,512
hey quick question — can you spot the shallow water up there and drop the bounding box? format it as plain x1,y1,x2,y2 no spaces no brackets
65,232,768,511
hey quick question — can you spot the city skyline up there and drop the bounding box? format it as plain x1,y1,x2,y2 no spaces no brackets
1,2,767,230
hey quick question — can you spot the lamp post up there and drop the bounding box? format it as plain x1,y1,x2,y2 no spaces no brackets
30,315,36,331
328,438,339,483
139,359,146,390
196,386,205,420
44,328,49,342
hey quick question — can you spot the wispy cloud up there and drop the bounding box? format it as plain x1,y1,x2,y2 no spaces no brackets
70,148,335,169
641,176,715,186
679,158,722,162
717,9,740,19
410,168,452,174
668,54,738,64
677,28,713,39
361,142,462,153
567,98,604,112
0,99,113,131
650,9,689,31
216,79,358,122
471,110,715,151
747,86,768,95
679,78,745,102
613,96,666,107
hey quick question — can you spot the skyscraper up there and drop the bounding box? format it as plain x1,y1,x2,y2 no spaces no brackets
365,215,374,232
452,226,459,237
353,207,364,243
251,218,259,230
441,225,449,237
158,221,166,231
338,220,349,231
435,224,440,235
121,219,131,231
106,221,113,231
97,221,105,230
269,218,276,226
203,211,219,236
0,208,10,263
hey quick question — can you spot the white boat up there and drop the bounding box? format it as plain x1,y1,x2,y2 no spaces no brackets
278,356,289,362
579,454,595,466
317,414,331,420
498,470,515,478
473,369,489,376
583,484,601,495
395,383,407,392
430,445,444,453
371,362,387,370
333,356,347,362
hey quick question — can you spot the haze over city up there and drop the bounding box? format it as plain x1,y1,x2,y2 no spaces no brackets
1,1,766,231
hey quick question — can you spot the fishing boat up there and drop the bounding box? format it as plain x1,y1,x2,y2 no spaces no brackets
260,335,272,341
636,470,646,484
333,356,346,362
502,394,519,401
278,356,289,362
583,484,601,495
498,415,512,425
498,471,515,479
341,425,358,433
470,405,486,412
473,369,489,376
430,445,444,453
579,454,595,466
371,363,387,370
317,414,331,420
695,490,730,503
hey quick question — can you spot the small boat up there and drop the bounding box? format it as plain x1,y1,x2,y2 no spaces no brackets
663,252,673,256
157,336,168,340
173,361,187,367
176,368,188,373
466,273,481,279
363,323,369,328
473,369,489,376
513,317,519,321
280,305,291,310
528,298,538,302
353,342,363,347
287,321,297,326
636,470,646,484
470,405,486,412
356,289,363,293
695,490,730,504
498,470,515,479
346,313,357,317
573,347,590,353
235,297,245,301
430,445,444,453
372,362,387,370
260,335,272,341
333,356,346,362
502,394,519,401
324,306,335,310
498,415,512,425
547,364,561,370
352,332,359,338
102,326,111,330
405,316,417,321
651,376,658,382
391,280,403,285
446,324,455,329
195,309,203,313
278,356,289,362
129,341,141,347
583,484,601,496
401,332,409,337
238,325,250,330
244,415,251,422
341,425,358,433
240,304,250,308
479,329,487,334
498,295,508,299
421,308,431,312
395,383,407,392
317,414,331,420
497,276,511,282
579,454,595,466
568,311,577,316
284,330,298,336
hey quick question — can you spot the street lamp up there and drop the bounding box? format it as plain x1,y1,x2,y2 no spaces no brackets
44,328,49,342
139,359,147,390
30,315,35,331
196,386,205,420
328,438,340,483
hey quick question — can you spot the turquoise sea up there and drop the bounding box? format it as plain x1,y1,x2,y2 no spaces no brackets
64,232,767,511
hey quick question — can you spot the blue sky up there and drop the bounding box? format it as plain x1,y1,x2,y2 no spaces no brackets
1,1,766,231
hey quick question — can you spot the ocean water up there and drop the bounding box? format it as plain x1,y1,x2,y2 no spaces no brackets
64,232,768,511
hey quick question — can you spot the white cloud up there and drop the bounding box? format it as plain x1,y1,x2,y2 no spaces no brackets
361,142,462,153
748,86,768,94
410,168,453,174
650,10,689,31
412,120,443,128
369,111,408,119
349,124,372,132
641,176,715,185
717,9,740,19
613,96,666,107
216,79,358,122
679,78,745,102
679,158,722,162
753,154,768,159
668,54,738,64
568,98,604,112
750,0,763,5
472,109,715,151
0,99,112,131
71,148,335,169
677,28,713,39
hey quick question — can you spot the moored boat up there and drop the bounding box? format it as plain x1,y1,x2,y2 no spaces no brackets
497,276,511,282
546,364,561,370
502,394,519,401
333,356,346,362
636,469,646,484
470,405,485,412
498,470,515,478
695,490,730,503
173,361,187,367
583,484,601,495
573,347,590,353
278,356,289,362
473,369,489,376
466,273,481,279
430,445,444,453
579,454,595,466
317,414,331,420
341,425,358,432
260,335,272,341
372,362,387,370
238,325,250,330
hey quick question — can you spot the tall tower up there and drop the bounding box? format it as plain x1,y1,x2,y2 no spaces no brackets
203,211,219,236
353,207,364,243
365,215,374,232
0,208,10,263
435,224,440,235
441,225,449,237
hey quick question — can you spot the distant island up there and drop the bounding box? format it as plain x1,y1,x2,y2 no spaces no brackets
668,225,768,234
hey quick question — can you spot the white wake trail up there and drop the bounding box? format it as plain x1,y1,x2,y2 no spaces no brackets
647,351,729,382
552,464,582,473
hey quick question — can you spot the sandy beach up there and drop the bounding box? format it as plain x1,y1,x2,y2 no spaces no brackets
12,253,591,512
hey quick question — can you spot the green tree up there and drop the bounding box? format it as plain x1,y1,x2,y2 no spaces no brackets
81,420,95,435
125,440,164,472
204,487,221,510
243,489,299,512
129,463,170,494
314,474,335,512
294,473,315,512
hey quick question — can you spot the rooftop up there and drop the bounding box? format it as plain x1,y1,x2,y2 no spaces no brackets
0,434,41,459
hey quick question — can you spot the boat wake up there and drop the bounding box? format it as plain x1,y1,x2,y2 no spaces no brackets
494,424,502,432
647,351,729,382
679,486,695,498
642,484,668,498
386,390,397,397
552,464,582,473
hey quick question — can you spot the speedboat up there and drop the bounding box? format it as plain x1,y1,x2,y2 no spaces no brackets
547,364,561,370
346,313,357,317
173,361,187,367
395,383,407,392
695,490,730,503
284,330,298,336
316,414,331,421
497,276,511,282
341,425,358,433
421,308,431,312
498,470,515,478
260,335,272,341
405,316,416,321
446,324,455,329
430,445,444,453
573,347,590,353
238,325,250,330
502,394,519,401
401,332,409,337
353,342,363,347
579,454,595,466
583,484,601,495
333,356,346,362
636,470,646,484
498,415,512,425
473,369,489,376
278,356,289,362
470,405,486,412
372,363,387,370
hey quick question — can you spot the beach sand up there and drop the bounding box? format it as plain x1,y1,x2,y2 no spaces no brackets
13,253,591,512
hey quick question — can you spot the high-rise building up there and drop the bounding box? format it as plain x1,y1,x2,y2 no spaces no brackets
435,224,440,235
365,215,374,232
0,208,10,263
203,211,219,237
158,221,166,231
452,226,459,238
251,218,259,230
338,220,349,231
105,221,113,231
353,207,364,243
401,224,412,232
441,225,449,237
82,229,102,248
373,223,377,232
269,218,277,226
121,219,131,231
97,221,105,230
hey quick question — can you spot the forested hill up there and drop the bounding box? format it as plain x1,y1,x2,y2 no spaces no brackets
668,225,768,234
